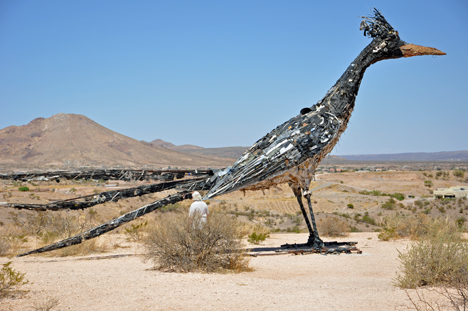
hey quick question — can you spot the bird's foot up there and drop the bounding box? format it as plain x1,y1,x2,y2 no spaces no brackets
307,234,324,250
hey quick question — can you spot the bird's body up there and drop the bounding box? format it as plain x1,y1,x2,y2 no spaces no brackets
204,40,370,199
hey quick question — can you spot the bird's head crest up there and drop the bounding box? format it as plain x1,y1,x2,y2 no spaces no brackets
360,8,398,39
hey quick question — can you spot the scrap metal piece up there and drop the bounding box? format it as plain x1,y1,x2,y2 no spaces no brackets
0,169,212,182
246,241,362,256
3,177,206,211
17,191,191,257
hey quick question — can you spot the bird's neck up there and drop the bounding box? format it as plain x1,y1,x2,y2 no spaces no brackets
315,39,386,120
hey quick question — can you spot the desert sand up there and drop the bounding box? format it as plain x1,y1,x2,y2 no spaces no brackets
1,232,424,311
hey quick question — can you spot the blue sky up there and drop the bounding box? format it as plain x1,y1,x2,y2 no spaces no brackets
1,1,467,155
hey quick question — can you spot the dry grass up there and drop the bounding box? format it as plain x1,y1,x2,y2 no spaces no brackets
395,230,467,289
395,217,468,310
0,261,28,300
405,285,468,311
142,212,251,273
0,225,28,256
37,211,110,257
0,236,10,256
235,221,270,238
1,210,110,257
318,216,349,237
31,296,61,311
378,214,462,241
49,237,109,257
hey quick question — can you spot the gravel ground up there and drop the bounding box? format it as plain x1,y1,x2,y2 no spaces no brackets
1,232,439,311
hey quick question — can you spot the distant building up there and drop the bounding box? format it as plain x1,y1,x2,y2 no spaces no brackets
433,186,468,199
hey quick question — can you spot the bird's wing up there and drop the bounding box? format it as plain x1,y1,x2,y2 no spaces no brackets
205,111,341,199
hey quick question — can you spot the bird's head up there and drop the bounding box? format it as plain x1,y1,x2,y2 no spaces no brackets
360,8,445,60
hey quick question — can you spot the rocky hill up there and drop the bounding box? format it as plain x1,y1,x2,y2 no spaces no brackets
0,113,234,169
149,139,248,159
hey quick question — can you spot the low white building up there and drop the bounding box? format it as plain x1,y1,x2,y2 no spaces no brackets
434,186,468,199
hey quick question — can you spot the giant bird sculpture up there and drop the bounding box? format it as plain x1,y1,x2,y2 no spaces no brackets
194,8,445,248
13,9,445,256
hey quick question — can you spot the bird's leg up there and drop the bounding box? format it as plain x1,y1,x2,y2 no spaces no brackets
304,192,324,249
291,185,314,236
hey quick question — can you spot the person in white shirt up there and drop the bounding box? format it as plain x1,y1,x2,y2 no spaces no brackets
189,191,209,228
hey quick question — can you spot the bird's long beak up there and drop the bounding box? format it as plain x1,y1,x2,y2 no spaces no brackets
399,44,446,57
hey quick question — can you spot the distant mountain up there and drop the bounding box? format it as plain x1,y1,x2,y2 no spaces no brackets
338,151,468,162
148,139,352,163
148,139,247,160
149,139,177,149
320,155,349,164
0,114,234,168
150,139,204,151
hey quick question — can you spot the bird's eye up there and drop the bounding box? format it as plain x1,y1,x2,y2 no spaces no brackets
300,108,312,115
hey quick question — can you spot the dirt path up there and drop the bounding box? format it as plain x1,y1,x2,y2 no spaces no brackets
2,233,420,310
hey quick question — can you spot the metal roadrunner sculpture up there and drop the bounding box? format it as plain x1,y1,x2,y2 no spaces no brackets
7,9,444,256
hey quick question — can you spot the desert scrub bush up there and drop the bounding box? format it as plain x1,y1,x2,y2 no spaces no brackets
393,217,468,309
264,218,275,226
124,221,148,243
424,180,433,188
54,237,109,257
379,214,462,242
379,215,416,241
247,232,269,244
333,212,351,219
286,226,301,233
394,223,467,289
159,203,183,213
318,217,349,237
10,211,50,236
288,214,302,225
235,221,269,238
359,190,405,201
0,261,28,299
18,186,29,192
142,212,250,273
405,285,468,311
0,225,28,255
361,212,377,226
456,217,467,230
453,169,465,178
359,190,382,196
389,193,405,201
414,200,429,209
32,296,61,311
16,210,109,257
381,198,396,210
